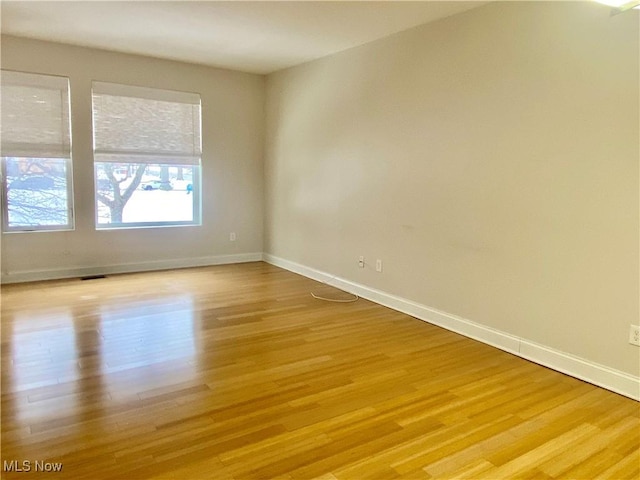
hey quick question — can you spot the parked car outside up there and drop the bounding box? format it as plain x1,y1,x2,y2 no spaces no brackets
10,176,55,190
140,180,172,191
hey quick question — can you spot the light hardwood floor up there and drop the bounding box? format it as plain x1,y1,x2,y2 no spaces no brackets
1,262,638,479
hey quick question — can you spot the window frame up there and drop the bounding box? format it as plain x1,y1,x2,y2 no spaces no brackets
90,81,202,230
1,70,75,233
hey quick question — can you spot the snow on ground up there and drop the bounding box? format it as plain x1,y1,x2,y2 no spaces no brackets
98,188,194,224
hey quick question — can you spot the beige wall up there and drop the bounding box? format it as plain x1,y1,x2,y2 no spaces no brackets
265,2,640,376
1,35,265,278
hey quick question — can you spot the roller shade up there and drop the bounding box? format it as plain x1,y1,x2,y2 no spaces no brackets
1,70,71,159
92,82,201,165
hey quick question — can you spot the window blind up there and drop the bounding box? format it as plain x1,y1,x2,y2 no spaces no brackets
92,82,201,165
1,70,71,159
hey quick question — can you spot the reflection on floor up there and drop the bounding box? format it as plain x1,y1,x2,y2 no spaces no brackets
1,262,639,479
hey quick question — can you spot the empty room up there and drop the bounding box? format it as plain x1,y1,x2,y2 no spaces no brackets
1,1,639,479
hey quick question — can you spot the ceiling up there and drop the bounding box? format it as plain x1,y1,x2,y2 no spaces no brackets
1,1,487,74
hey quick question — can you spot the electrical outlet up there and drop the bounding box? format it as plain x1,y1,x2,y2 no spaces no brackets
375,259,383,272
630,325,640,347
358,256,365,268
229,232,236,241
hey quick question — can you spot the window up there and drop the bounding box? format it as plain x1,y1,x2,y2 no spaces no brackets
1,71,74,232
91,82,201,228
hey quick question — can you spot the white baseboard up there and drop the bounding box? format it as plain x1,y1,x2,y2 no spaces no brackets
263,253,640,401
1,252,264,284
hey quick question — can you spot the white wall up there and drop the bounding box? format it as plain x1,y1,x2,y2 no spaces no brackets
265,2,640,378
1,36,265,280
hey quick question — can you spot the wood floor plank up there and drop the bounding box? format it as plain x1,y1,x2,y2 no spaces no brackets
1,262,638,479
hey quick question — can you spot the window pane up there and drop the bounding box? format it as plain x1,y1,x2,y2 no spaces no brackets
3,157,70,230
91,82,201,230
95,163,199,228
1,71,73,232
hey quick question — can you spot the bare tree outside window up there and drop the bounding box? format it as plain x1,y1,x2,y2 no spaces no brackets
3,157,70,229
96,163,146,224
95,162,195,226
